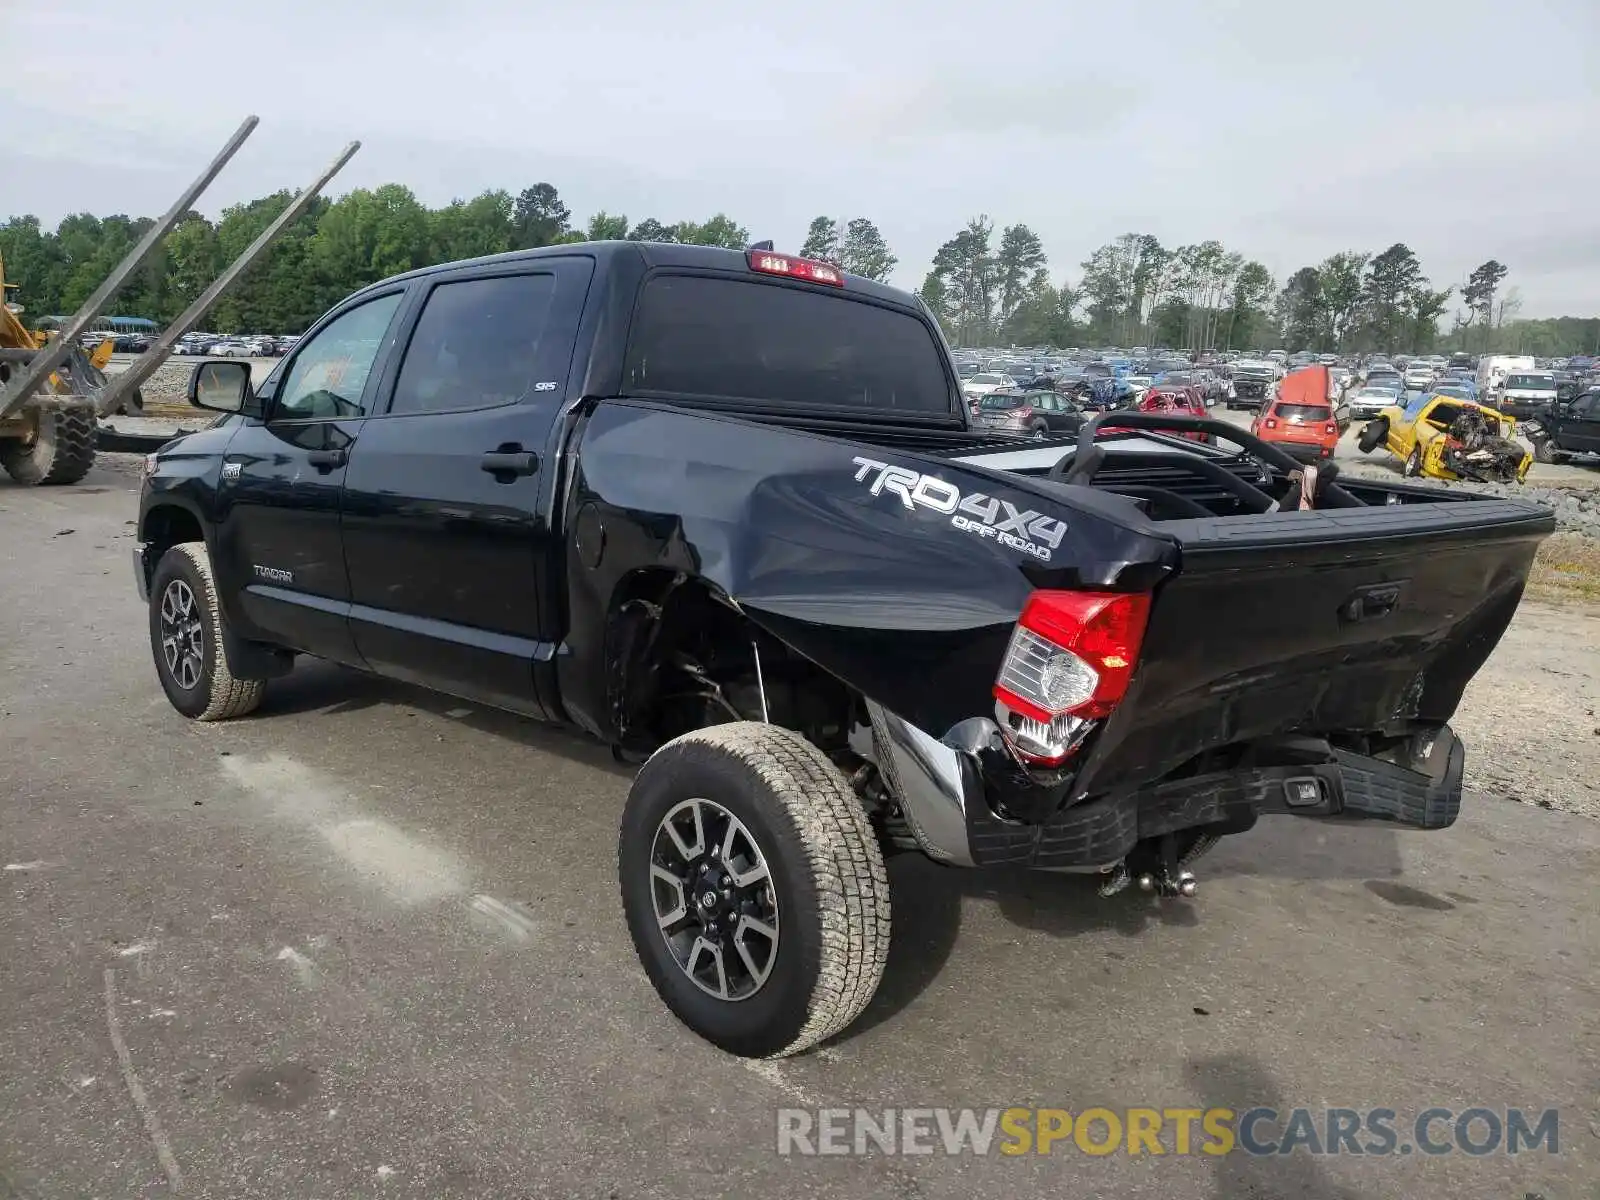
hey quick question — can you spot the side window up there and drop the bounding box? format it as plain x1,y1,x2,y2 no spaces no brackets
1573,395,1597,418
274,293,403,421
387,273,558,416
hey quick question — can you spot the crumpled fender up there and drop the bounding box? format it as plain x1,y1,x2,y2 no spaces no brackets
556,400,1179,739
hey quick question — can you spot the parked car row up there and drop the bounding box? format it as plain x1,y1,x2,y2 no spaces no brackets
173,332,299,357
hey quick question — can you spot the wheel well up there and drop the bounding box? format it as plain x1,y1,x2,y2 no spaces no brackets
141,504,204,563
606,570,861,758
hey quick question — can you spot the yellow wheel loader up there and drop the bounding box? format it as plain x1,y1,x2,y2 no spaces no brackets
0,117,359,486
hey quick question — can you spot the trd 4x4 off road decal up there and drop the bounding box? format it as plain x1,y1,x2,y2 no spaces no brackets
851,457,1067,563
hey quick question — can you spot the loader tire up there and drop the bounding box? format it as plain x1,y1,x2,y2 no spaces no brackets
619,722,890,1058
1357,418,1387,455
148,542,266,722
0,409,96,486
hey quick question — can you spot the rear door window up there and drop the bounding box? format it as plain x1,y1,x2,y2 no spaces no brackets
623,275,955,416
1276,404,1331,421
387,273,559,416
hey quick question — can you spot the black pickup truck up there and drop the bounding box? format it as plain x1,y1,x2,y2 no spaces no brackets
1522,389,1600,463
135,242,1554,1058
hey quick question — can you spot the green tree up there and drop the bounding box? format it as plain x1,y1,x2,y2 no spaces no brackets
838,218,896,282
1278,266,1324,350
995,224,1046,322
918,271,952,331
430,190,516,263
1359,243,1423,352
1316,250,1369,350
1462,259,1508,351
799,217,842,264
928,217,999,346
586,211,629,240
627,218,676,244
512,183,570,249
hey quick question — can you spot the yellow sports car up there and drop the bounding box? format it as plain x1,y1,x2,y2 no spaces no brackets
1357,393,1532,483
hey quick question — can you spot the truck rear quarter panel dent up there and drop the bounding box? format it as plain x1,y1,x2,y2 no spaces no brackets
559,401,1175,737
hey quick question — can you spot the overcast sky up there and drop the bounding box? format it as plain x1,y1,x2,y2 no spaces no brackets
4,0,1597,318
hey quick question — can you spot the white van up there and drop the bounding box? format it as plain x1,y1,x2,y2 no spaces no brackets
1477,355,1536,397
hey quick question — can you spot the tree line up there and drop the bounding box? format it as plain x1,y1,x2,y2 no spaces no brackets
916,221,1594,356
0,183,754,336
3,186,1596,356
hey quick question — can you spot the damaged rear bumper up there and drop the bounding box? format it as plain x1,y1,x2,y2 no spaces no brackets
867,702,1465,870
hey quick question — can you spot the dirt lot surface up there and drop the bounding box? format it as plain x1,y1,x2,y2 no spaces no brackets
2,457,1596,1200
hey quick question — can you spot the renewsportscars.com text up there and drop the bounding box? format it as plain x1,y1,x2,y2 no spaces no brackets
775,1106,1560,1157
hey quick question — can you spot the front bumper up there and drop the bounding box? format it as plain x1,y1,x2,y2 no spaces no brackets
868,702,1465,870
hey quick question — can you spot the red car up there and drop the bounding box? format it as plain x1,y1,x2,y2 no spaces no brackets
1102,385,1210,442
1250,366,1340,462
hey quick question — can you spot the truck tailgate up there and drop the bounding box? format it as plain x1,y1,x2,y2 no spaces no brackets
1073,497,1554,799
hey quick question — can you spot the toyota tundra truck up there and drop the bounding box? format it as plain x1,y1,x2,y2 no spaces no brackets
133,241,1555,1058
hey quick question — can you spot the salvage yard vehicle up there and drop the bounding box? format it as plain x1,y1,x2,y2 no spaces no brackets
973,388,1085,439
1226,361,1275,409
135,241,1554,1059
1251,395,1339,462
1522,390,1600,463
1349,384,1402,419
1357,392,1531,482
1495,370,1559,421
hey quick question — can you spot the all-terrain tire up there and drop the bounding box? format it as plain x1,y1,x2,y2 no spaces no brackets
0,409,96,485
619,722,890,1058
148,542,266,721
1357,418,1388,455
1532,438,1566,465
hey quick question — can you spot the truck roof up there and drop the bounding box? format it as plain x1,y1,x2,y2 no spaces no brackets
349,240,918,310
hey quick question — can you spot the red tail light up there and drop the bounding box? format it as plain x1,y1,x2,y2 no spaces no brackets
993,590,1152,765
1264,417,1278,429
746,250,844,286
1324,421,1337,436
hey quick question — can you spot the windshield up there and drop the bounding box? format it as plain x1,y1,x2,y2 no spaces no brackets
1505,374,1555,390
978,393,1028,410
1275,403,1331,421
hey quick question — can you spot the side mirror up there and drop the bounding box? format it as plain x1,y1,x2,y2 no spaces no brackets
189,360,259,416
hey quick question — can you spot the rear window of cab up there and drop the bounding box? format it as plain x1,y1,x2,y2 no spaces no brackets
622,274,956,416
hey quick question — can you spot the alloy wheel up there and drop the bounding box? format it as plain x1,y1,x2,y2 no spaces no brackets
649,798,779,1001
159,579,205,690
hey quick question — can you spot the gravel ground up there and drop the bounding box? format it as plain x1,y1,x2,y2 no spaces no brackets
1451,600,1600,820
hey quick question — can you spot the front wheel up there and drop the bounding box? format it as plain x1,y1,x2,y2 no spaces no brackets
1403,447,1423,477
148,543,266,721
1357,418,1388,454
1532,438,1567,465
619,722,890,1058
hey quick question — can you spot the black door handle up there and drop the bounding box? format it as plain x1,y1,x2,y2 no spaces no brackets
480,450,538,478
306,448,347,471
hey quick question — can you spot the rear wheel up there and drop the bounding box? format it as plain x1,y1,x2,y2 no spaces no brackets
0,409,96,485
1030,422,1048,441
619,722,890,1058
